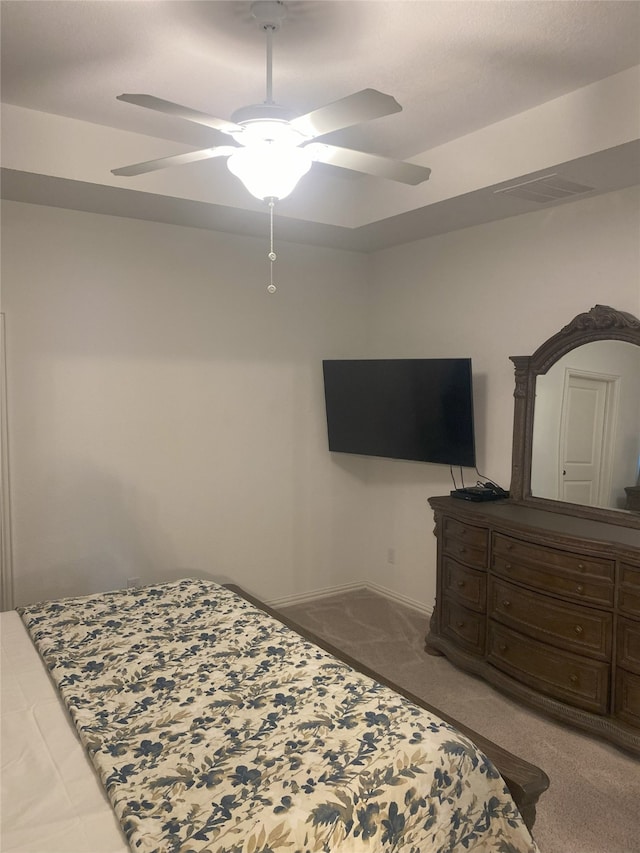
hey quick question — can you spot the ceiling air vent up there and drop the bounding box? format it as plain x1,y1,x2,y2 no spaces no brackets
494,173,595,204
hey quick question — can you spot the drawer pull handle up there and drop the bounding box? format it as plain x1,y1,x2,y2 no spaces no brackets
578,562,585,571
506,543,514,551
576,584,585,594
502,600,511,608
574,625,584,635
456,621,465,629
457,580,466,588
499,643,508,653
569,674,579,684
459,546,467,554
504,562,512,571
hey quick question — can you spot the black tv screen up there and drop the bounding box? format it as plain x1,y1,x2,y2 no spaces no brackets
322,358,476,466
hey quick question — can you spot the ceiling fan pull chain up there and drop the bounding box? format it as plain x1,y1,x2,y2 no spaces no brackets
267,197,277,293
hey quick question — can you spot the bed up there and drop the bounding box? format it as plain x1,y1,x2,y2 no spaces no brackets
1,578,549,852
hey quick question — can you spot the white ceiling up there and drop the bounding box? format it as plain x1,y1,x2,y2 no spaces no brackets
2,0,640,250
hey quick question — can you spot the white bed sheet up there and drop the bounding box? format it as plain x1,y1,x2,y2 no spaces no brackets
0,610,129,853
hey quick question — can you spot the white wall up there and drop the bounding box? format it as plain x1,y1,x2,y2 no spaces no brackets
1,201,370,607
3,187,640,611
362,187,640,609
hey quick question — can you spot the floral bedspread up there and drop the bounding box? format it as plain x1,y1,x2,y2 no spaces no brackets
19,579,539,853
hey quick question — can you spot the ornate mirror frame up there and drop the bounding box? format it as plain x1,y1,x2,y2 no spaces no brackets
509,304,640,529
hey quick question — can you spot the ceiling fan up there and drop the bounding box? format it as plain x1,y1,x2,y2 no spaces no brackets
111,0,432,203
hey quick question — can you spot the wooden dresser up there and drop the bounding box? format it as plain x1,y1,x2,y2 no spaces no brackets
427,495,640,755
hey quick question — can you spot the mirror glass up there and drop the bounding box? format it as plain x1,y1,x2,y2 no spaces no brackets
531,340,640,511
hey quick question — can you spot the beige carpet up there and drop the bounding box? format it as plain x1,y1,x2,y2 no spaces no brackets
279,588,639,853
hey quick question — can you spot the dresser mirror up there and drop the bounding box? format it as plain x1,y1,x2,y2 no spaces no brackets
510,305,640,529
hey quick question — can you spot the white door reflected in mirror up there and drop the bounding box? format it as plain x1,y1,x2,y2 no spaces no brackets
558,370,618,506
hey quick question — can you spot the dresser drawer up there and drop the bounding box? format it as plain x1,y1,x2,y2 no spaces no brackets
492,534,614,581
491,534,614,607
488,622,610,714
614,669,640,727
618,563,640,618
491,556,614,607
443,558,487,613
617,617,640,674
442,517,488,570
442,596,485,655
489,578,612,660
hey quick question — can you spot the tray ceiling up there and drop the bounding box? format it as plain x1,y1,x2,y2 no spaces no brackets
2,0,639,250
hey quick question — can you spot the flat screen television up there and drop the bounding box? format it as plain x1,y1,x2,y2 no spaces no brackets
322,358,476,466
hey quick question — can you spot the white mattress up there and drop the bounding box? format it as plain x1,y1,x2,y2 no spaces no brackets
0,610,129,853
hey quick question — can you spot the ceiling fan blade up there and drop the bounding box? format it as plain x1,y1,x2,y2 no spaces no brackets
290,89,402,139
306,143,431,185
112,146,238,177
116,94,243,135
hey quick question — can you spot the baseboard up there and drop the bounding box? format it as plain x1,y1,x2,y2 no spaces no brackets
268,582,368,610
365,582,432,617
268,581,432,617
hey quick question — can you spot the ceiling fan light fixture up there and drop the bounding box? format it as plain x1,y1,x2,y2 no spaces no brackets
226,142,313,201
111,0,432,291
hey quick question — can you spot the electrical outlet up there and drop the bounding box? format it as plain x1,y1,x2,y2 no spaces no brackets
127,577,141,589
387,548,396,565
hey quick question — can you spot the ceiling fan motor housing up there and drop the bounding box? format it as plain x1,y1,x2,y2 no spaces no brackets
231,102,296,125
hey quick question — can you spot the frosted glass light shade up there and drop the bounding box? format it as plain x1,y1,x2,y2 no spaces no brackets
227,143,313,201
